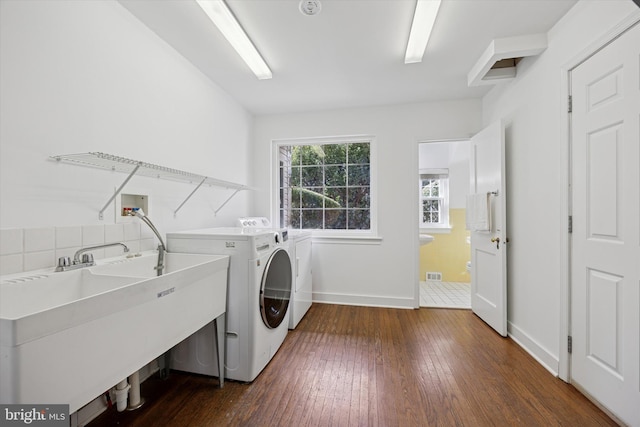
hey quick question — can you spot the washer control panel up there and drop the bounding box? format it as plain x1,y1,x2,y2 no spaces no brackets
238,217,287,245
238,217,272,228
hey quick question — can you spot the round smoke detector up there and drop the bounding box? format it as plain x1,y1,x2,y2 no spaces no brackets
299,0,321,16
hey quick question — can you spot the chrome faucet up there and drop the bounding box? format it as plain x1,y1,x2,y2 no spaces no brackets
130,208,166,276
56,242,129,272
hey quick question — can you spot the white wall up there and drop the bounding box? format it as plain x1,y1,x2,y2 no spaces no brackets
418,140,470,208
253,100,481,308
0,1,253,422
0,0,252,234
481,0,638,374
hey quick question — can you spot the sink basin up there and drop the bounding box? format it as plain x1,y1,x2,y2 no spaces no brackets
0,251,229,413
1,269,139,322
90,252,222,278
419,234,434,246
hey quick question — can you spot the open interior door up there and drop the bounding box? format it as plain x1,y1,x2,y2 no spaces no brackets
469,120,508,336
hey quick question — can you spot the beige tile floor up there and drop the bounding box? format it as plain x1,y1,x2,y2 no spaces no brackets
420,281,471,309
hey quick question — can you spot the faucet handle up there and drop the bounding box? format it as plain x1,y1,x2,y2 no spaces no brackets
57,256,71,268
82,253,94,264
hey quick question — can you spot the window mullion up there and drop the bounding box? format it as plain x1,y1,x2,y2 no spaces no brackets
322,156,326,230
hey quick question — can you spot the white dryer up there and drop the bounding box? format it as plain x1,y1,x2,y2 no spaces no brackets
166,227,292,382
287,230,313,329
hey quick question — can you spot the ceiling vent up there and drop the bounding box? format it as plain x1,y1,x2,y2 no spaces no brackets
468,34,547,87
299,0,321,16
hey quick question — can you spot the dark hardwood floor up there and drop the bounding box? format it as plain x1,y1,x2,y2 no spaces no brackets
89,304,616,426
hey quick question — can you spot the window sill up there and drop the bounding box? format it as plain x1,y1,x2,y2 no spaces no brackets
420,226,452,234
311,234,383,245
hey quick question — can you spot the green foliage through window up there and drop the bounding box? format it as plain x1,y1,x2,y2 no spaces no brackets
279,141,371,230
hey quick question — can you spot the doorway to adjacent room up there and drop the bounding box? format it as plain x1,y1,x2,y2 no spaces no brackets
417,140,471,309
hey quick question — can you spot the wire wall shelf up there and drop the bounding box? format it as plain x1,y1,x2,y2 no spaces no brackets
51,152,251,219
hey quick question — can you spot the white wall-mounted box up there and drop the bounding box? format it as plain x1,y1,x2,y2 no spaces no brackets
115,191,151,223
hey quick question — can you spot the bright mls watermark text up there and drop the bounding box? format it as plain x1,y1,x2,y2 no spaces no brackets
0,405,68,426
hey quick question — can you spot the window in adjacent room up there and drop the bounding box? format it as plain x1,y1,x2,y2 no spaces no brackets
277,137,374,232
420,170,449,229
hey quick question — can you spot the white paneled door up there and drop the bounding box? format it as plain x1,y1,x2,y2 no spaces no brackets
469,120,507,336
570,22,640,426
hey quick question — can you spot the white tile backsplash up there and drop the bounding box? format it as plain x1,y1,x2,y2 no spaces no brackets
140,226,155,240
104,245,128,258
82,225,105,246
0,228,23,255
55,246,82,262
24,250,55,271
0,253,23,275
1,223,157,275
140,238,156,252
24,227,55,252
86,248,106,261
104,224,124,244
123,223,141,241
124,240,141,254
55,226,82,249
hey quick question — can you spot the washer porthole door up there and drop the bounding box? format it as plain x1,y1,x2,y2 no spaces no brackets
260,248,292,329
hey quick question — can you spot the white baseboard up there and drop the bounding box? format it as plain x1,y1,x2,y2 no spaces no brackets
508,321,559,376
312,291,415,309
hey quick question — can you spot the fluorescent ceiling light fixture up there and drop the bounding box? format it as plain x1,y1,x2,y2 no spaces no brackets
405,0,442,64
196,0,272,79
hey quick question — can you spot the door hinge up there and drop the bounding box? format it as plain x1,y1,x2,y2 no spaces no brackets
568,336,573,354
568,95,573,113
568,215,573,234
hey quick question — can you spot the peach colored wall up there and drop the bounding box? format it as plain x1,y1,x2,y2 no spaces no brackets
420,209,470,283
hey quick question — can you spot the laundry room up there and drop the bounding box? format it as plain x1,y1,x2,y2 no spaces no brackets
1,0,639,426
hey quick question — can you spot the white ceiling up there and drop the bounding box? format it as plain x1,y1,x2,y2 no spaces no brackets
118,0,577,116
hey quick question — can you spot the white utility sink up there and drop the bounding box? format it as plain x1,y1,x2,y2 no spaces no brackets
0,251,229,413
1,269,139,324
90,252,222,278
419,234,435,246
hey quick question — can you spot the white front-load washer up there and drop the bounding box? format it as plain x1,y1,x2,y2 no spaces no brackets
237,218,312,329
166,227,292,382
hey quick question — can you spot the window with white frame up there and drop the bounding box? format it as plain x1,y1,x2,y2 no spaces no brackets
420,170,449,229
277,138,373,231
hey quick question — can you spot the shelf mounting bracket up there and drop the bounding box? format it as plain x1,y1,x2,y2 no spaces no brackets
214,189,241,216
174,177,207,218
99,163,141,220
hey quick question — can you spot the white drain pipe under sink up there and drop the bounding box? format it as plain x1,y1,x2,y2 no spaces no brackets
113,379,130,412
112,369,144,412
127,371,144,410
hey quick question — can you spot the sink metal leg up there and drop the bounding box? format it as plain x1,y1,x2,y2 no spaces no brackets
158,350,171,380
213,313,225,388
